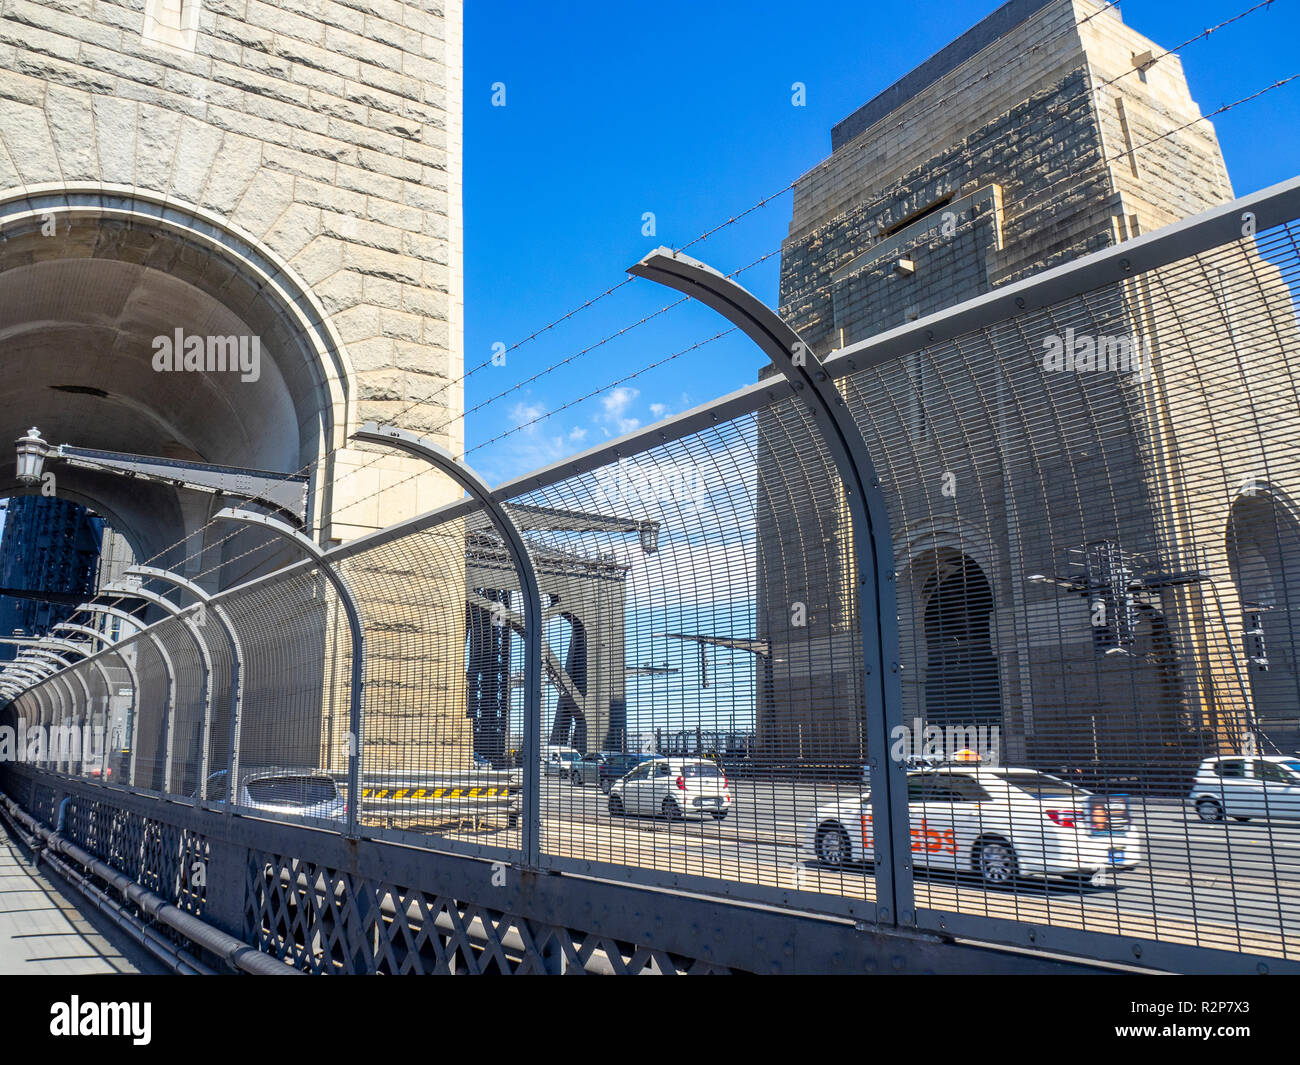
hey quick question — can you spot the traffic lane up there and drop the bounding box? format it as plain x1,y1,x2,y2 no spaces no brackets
543,777,1300,889
539,777,1300,938
534,800,1294,956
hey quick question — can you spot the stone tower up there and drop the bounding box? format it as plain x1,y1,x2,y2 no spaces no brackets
761,0,1299,768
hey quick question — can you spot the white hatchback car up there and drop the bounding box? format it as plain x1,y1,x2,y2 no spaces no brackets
1188,754,1300,822
805,766,1141,886
608,757,732,820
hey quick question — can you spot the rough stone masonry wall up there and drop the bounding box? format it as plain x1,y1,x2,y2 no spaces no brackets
0,0,465,539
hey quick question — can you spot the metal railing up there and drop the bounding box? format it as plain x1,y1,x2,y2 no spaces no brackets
4,176,1300,974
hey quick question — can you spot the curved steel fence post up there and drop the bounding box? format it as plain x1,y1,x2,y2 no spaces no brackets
629,248,913,926
125,566,244,811
47,664,89,774
54,622,139,782
81,604,177,790
5,664,54,768
214,507,367,837
21,683,49,764
24,648,100,774
39,637,127,780
103,581,212,799
8,662,63,769
17,662,74,771
352,421,546,867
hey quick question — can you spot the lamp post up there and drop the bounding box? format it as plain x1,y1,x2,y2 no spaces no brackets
14,427,48,485
638,521,660,555
12,427,309,524
350,422,545,865
213,507,366,836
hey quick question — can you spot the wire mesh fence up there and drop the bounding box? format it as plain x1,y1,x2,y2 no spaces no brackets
3,180,1300,967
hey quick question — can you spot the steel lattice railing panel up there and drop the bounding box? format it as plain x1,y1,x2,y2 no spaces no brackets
243,848,736,975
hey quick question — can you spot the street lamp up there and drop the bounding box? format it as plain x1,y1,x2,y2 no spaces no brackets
14,427,48,485
638,521,660,555
11,426,308,523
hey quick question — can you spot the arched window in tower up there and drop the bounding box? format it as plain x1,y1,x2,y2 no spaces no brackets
922,554,1001,729
1227,490,1300,749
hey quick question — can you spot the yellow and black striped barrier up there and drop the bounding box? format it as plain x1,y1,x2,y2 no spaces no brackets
360,785,511,801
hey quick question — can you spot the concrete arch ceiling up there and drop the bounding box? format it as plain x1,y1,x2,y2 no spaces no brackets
0,188,355,571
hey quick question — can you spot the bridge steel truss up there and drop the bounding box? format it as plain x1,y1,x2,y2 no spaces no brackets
2,177,1300,973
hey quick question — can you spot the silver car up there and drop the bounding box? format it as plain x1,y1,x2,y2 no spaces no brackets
200,768,346,821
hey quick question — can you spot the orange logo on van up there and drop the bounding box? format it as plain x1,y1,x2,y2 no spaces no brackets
859,813,955,855
910,819,957,855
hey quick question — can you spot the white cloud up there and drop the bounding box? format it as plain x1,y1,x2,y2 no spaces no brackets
599,386,641,433
508,399,547,432
649,402,668,419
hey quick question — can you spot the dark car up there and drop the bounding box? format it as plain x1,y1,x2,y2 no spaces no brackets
571,752,655,793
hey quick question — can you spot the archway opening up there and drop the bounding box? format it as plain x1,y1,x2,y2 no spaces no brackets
0,193,347,589
920,553,1001,730
1227,489,1300,747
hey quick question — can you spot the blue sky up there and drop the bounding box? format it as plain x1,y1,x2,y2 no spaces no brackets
462,0,1300,486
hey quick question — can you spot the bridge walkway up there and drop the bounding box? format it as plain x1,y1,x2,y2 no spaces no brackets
0,817,162,975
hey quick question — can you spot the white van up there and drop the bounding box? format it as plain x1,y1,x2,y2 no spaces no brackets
542,745,580,778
